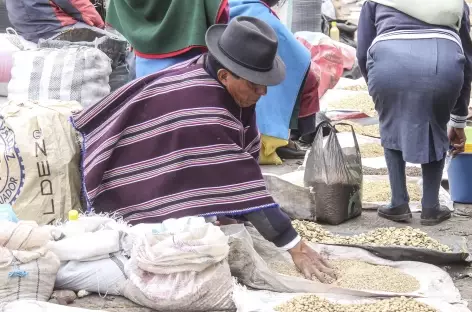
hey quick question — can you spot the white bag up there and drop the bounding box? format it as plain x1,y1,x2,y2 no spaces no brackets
55,253,128,296
0,100,83,225
0,300,107,312
124,219,234,311
0,30,36,97
8,47,112,108
47,230,123,261
0,249,60,303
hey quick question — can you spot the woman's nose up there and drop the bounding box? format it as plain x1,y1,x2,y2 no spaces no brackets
255,85,267,96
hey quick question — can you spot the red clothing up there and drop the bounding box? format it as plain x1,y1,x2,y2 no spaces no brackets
6,0,104,43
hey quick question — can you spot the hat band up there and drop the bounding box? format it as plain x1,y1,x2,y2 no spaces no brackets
217,40,273,73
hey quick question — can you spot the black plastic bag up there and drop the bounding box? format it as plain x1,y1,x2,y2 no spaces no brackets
304,121,362,225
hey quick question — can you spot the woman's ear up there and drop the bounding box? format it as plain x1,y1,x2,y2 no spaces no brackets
217,69,230,86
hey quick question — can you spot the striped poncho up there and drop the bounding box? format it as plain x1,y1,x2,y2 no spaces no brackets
71,56,278,224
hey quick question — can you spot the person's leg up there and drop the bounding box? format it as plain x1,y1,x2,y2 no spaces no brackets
377,148,412,222
420,158,451,225
385,148,409,206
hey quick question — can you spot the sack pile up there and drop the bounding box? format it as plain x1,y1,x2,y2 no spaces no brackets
123,217,234,311
0,221,60,302
0,100,83,225
49,216,130,296
8,46,112,108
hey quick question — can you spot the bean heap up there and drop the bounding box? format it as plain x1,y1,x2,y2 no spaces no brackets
269,259,420,293
275,295,437,312
292,220,451,253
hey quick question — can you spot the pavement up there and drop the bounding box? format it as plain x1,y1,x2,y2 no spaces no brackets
67,160,472,311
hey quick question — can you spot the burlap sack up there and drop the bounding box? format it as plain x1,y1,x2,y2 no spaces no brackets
0,100,83,224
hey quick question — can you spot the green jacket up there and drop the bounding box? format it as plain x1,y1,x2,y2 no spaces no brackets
107,0,226,56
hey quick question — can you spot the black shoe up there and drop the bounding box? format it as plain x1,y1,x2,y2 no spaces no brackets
420,205,451,226
276,141,306,159
377,203,412,222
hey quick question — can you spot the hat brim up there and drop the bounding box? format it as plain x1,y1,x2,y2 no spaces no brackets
205,24,286,86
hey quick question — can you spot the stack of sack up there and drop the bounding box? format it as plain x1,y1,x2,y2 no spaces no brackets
0,221,60,302
123,217,235,311
48,215,131,296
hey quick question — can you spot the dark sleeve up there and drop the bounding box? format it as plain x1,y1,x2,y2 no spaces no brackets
356,2,377,83
452,4,472,122
243,207,299,248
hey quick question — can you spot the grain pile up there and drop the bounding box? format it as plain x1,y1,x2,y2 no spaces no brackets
363,180,421,202
275,295,438,312
335,122,380,138
342,84,368,92
269,259,420,293
292,220,451,252
328,93,376,116
359,143,384,157
363,166,423,177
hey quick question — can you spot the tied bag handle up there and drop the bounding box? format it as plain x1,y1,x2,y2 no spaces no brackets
5,28,26,51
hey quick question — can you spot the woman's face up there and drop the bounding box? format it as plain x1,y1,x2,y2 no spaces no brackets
218,69,268,108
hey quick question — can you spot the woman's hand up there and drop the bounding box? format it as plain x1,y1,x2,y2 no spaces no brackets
448,127,467,155
288,240,336,283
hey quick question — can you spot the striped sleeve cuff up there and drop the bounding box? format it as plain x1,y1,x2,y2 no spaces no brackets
279,235,301,251
449,114,467,128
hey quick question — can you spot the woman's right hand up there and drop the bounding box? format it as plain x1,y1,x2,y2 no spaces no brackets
288,240,336,283
448,127,467,155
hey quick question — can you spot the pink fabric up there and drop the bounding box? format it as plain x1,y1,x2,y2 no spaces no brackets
297,37,344,97
0,51,13,83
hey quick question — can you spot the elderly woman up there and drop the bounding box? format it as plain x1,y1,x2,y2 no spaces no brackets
72,17,334,282
230,0,319,163
357,0,471,225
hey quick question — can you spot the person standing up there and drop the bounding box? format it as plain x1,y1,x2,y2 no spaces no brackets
106,0,229,78
5,0,104,43
357,0,471,225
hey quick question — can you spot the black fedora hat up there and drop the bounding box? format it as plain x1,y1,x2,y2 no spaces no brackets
205,16,286,86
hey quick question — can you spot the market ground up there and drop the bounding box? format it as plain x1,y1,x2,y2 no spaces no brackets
64,160,472,311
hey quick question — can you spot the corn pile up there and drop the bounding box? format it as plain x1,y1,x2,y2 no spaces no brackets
328,93,376,116
359,143,384,157
275,295,438,312
269,259,420,293
292,220,452,252
335,122,380,138
363,180,421,202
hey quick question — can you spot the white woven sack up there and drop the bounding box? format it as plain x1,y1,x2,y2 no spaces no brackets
8,46,112,108
0,249,60,303
123,220,234,311
0,221,52,250
55,253,128,296
0,29,37,97
47,230,122,262
124,260,234,311
0,100,83,225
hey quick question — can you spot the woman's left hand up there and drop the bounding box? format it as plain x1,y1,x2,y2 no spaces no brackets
288,240,336,283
